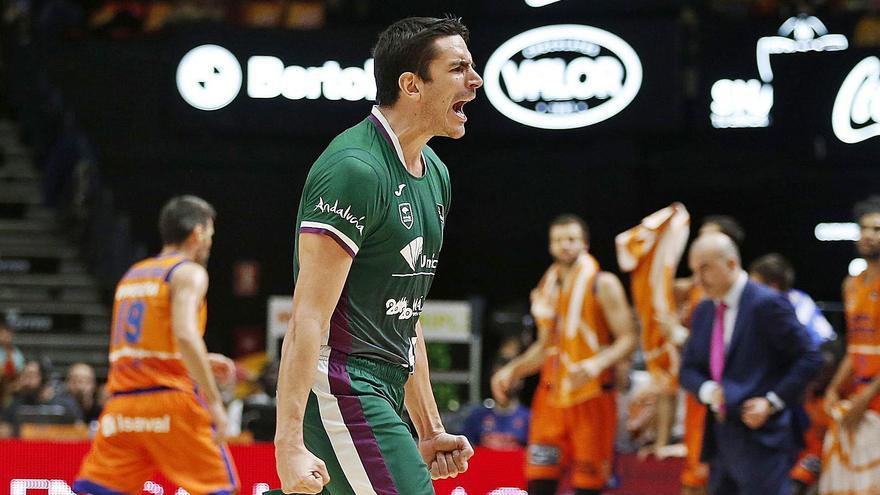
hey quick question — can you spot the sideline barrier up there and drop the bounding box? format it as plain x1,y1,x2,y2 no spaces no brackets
0,440,526,495
0,440,682,494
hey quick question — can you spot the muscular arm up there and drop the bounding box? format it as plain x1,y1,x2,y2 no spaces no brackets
170,263,227,439
404,320,444,440
507,327,551,379
591,272,637,373
490,326,550,404
274,233,350,493
276,233,352,448
405,320,474,479
825,278,855,412
827,355,853,399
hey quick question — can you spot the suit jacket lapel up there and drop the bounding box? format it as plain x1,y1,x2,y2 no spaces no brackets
725,281,754,360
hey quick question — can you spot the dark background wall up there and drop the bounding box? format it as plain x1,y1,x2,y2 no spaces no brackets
43,13,880,355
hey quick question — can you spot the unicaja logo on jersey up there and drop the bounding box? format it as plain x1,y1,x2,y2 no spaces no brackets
176,45,243,111
832,56,880,144
398,237,438,275
483,24,643,130
400,237,423,271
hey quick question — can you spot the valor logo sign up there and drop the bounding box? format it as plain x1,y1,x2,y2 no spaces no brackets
483,24,643,130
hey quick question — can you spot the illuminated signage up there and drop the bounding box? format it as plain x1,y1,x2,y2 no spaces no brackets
832,56,880,144
177,44,376,111
850,258,867,276
710,15,848,129
814,222,860,241
525,0,562,6
247,57,375,101
483,25,642,130
755,15,848,83
176,44,243,111
710,79,773,128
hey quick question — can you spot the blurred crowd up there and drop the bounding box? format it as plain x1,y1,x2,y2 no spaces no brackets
3,0,880,41
0,318,285,442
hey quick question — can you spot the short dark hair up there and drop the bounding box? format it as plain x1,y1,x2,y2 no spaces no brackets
549,214,589,243
749,253,795,291
854,195,880,223
701,215,745,246
158,195,216,245
0,315,9,331
373,15,470,106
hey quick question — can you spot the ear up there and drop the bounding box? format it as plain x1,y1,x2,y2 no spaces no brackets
398,72,421,101
188,224,205,244
726,257,738,271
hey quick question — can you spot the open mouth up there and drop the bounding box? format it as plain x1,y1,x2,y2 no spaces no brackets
452,100,468,121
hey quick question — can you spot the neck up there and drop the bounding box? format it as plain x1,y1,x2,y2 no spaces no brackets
865,259,880,281
160,245,194,261
495,399,519,413
379,105,431,176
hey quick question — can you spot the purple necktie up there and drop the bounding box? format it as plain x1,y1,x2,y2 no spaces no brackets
710,302,728,382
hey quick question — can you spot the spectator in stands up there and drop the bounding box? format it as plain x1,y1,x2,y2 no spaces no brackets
65,362,102,425
749,253,836,346
88,0,145,36
0,317,25,407
240,360,279,441
854,4,880,47
462,356,530,450
0,360,82,437
245,359,279,407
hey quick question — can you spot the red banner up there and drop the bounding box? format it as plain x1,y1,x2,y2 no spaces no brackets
0,440,526,495
0,440,681,494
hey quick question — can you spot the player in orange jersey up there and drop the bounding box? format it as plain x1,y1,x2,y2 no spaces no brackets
491,214,636,495
73,195,239,495
819,196,880,494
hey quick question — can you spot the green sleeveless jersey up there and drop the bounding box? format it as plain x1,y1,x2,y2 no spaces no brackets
294,107,451,369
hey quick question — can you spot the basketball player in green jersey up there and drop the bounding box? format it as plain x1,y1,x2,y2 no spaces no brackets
272,16,483,495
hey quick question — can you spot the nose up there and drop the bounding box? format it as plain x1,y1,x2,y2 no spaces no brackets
469,68,483,89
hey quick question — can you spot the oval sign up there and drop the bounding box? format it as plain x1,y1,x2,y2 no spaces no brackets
483,24,643,130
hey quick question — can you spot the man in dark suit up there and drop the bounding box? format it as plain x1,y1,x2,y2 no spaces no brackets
680,233,822,495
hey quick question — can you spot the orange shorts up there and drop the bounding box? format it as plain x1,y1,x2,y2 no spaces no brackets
74,388,239,495
681,393,708,488
526,388,616,489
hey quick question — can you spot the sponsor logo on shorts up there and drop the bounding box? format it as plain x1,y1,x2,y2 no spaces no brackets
527,444,561,466
385,296,424,320
102,414,171,437
314,197,365,235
